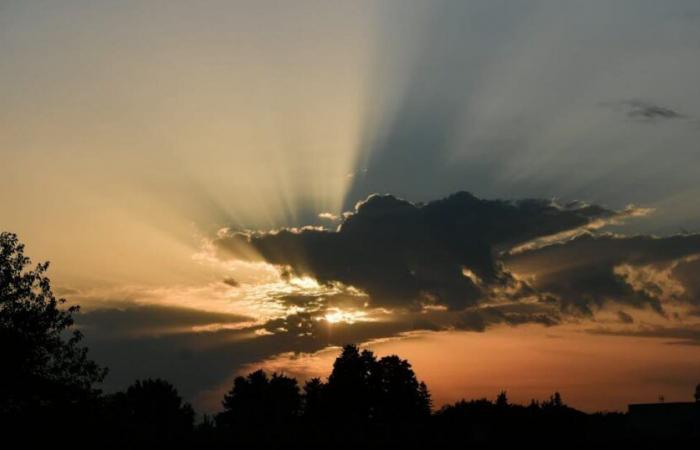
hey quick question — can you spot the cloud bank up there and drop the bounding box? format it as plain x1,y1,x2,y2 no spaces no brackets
213,191,700,326
214,192,621,311
76,191,700,412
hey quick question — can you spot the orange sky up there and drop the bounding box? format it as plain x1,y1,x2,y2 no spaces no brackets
236,325,700,413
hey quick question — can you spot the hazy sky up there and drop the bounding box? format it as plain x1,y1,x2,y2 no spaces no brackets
3,0,700,413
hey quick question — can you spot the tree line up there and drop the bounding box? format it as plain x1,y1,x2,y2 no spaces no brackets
1,232,697,448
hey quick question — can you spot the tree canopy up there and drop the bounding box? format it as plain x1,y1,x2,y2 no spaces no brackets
0,232,106,417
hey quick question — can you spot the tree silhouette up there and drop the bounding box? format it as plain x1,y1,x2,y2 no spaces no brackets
103,378,194,447
322,344,431,425
543,391,564,409
216,369,301,446
496,390,509,407
374,354,431,421
0,232,106,434
325,344,377,422
302,377,326,420
300,344,431,446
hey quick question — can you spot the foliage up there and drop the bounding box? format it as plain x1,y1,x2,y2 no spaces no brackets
101,378,195,447
0,232,106,417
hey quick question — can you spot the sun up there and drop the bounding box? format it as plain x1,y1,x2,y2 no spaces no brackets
321,308,368,325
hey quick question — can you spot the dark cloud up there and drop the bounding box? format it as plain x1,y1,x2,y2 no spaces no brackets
456,303,561,332
76,303,253,338
82,297,562,412
603,99,687,122
617,310,634,324
214,192,700,325
505,233,700,314
80,193,700,413
80,303,423,413
274,292,367,311
586,324,700,346
671,256,700,303
624,100,686,120
215,192,615,310
222,277,240,287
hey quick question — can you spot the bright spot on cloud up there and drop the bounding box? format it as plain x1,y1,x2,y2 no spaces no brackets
288,276,322,290
461,267,482,286
318,212,340,221
320,308,371,324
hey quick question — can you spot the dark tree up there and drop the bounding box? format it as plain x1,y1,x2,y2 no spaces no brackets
0,232,106,428
302,377,326,420
218,370,301,426
325,344,378,422
374,354,431,421
323,345,431,423
314,344,432,447
103,378,194,446
543,391,564,409
216,370,301,446
496,390,509,407
419,381,432,414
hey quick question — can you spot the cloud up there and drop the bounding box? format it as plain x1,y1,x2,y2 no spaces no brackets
602,99,688,122
78,300,424,413
214,192,617,310
455,303,561,332
76,303,254,338
212,191,700,329
586,323,700,346
80,294,561,413
509,204,653,254
318,212,340,222
505,233,700,314
222,277,240,287
670,256,700,303
75,192,700,413
617,310,634,324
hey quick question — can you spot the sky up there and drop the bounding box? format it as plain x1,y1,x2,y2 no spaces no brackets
2,0,700,413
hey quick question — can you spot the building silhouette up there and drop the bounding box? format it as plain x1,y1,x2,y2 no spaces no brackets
628,391,700,439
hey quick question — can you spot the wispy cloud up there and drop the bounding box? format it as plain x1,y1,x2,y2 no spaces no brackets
601,99,688,122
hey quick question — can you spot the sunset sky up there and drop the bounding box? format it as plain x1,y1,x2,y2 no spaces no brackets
3,0,700,413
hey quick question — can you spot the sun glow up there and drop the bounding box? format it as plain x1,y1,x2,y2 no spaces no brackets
320,308,370,324
288,276,322,290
